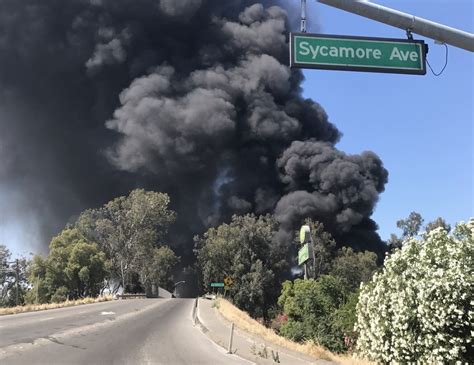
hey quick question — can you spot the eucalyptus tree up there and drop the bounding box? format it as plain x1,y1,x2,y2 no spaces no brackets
396,211,424,238
425,217,451,233
76,189,176,292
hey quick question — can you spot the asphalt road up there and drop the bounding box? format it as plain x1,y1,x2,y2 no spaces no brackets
0,298,249,365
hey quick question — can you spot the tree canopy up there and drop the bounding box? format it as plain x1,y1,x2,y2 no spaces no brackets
76,189,176,292
425,216,451,233
389,213,453,251
195,214,289,318
329,247,378,291
0,245,28,306
0,244,11,305
27,228,109,303
396,211,424,238
146,246,180,292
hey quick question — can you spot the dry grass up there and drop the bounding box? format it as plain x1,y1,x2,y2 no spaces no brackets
215,298,373,365
0,295,113,316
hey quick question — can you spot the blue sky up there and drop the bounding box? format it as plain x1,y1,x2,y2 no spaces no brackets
301,0,473,239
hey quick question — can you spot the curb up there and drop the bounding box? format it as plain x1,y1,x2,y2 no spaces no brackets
197,299,336,365
194,298,255,364
193,297,210,334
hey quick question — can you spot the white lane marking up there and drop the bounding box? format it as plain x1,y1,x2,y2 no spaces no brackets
100,311,116,315
39,317,55,322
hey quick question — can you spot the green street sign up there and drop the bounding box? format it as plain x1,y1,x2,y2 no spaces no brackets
210,282,224,288
298,243,310,266
300,225,310,244
290,33,426,75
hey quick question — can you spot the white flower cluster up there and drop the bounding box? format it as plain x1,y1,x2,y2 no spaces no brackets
355,220,474,363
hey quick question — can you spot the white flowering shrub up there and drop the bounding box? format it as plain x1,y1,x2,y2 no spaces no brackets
355,220,473,363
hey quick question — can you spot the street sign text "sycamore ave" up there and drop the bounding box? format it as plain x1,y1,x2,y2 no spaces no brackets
290,33,426,75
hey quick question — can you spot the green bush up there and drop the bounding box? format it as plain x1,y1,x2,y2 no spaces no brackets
331,291,359,336
331,291,359,351
278,276,350,352
280,320,306,342
51,286,69,303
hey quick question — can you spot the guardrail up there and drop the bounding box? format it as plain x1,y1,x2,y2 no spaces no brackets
116,293,147,299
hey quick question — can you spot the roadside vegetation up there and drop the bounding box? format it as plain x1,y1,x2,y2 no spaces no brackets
196,214,473,362
356,220,473,363
195,216,379,353
215,298,372,365
0,189,180,310
0,295,113,316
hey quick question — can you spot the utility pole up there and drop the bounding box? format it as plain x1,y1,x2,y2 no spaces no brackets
120,259,125,294
309,235,317,279
36,275,40,304
15,259,19,306
317,0,474,52
173,281,186,298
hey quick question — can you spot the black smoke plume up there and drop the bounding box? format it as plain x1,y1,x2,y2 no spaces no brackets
0,0,388,260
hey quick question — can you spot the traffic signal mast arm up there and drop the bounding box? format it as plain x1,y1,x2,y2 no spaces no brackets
317,0,474,52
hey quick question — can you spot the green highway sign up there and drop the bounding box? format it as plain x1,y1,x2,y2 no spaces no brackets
298,243,310,266
300,225,310,244
210,282,224,287
290,33,426,75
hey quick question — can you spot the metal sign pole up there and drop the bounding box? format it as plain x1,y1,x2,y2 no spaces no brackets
310,236,316,279
15,260,20,306
299,225,312,279
301,0,307,33
317,0,474,52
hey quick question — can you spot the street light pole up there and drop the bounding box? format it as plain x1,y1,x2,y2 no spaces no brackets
15,259,19,306
120,260,125,294
37,275,40,304
317,0,474,52
173,281,186,298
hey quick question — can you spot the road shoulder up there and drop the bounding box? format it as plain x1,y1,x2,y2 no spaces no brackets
197,298,335,365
